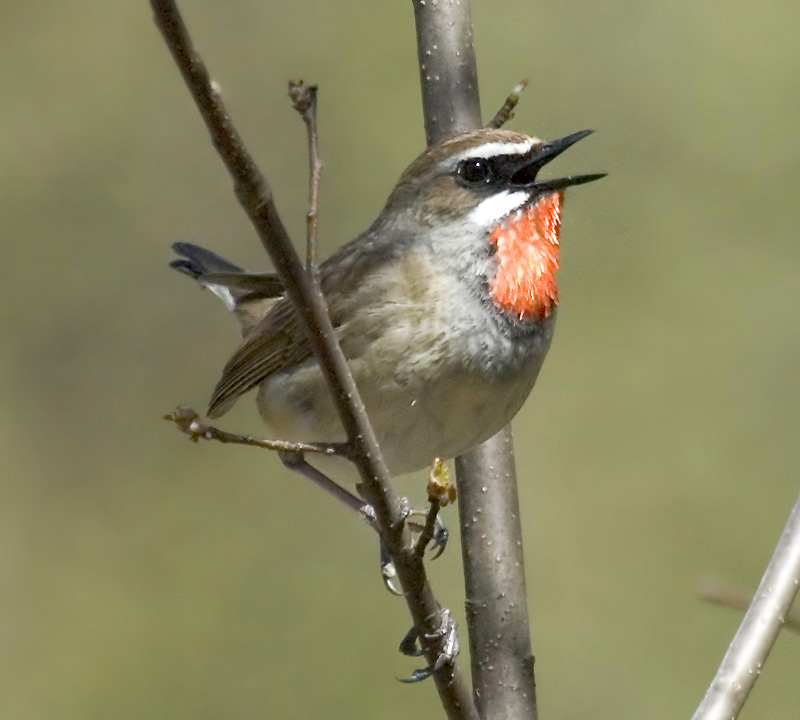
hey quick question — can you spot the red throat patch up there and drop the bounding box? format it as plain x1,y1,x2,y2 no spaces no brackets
489,192,563,321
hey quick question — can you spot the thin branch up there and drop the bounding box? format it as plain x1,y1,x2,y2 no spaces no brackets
165,406,350,457
288,81,322,273
412,3,538,719
698,576,800,634
151,3,477,717
165,407,368,514
692,492,800,720
486,79,528,129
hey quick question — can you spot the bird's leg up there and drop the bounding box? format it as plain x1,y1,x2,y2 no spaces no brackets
279,454,409,593
276,457,431,596
275,456,417,596
278,451,375,521
166,407,367,520
381,459,454,595
167,409,451,591
282,453,460,681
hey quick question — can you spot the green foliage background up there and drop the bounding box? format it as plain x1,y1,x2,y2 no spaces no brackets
2,1,799,718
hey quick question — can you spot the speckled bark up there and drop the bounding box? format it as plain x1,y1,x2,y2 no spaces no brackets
412,2,539,718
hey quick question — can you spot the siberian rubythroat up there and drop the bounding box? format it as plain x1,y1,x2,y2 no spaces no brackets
172,128,603,479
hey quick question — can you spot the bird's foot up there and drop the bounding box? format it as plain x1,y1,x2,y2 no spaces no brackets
380,496,449,595
397,608,459,683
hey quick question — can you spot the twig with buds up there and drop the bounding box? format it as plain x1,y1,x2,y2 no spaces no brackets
165,406,350,457
414,459,456,558
150,2,477,718
165,407,368,514
486,79,529,130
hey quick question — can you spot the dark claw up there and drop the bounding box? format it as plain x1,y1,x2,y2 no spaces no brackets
399,626,425,657
406,508,449,559
397,667,434,683
380,538,403,596
429,517,449,560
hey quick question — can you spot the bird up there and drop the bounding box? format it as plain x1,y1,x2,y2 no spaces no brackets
171,128,603,484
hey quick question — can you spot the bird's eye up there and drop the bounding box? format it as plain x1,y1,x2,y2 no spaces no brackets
457,158,493,185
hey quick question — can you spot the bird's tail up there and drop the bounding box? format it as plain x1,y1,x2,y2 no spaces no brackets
170,241,284,336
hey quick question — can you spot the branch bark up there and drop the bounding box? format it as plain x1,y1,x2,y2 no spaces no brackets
692,492,800,720
412,3,539,719
151,3,477,718
457,433,537,719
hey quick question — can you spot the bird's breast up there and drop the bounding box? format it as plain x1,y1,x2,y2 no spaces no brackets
255,245,555,476
488,191,563,322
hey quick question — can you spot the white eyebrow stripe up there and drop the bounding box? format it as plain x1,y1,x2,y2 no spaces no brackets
467,190,530,227
451,138,539,163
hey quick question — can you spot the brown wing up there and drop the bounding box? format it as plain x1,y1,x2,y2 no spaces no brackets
203,228,384,418
206,298,311,418
205,223,409,418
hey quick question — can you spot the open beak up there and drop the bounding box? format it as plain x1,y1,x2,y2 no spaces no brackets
509,129,606,191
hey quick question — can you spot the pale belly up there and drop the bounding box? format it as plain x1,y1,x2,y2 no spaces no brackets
254,249,554,480
256,349,544,479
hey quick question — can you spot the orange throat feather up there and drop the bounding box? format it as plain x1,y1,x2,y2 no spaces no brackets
489,191,563,321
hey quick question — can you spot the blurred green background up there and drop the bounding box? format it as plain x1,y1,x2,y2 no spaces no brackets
2,0,799,717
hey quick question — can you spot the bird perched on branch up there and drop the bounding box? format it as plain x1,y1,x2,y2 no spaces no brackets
172,128,603,480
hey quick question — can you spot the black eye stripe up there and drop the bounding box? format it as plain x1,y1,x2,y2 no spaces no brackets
455,150,542,188
457,158,494,185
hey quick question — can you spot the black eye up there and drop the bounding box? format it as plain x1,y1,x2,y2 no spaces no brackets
457,158,493,185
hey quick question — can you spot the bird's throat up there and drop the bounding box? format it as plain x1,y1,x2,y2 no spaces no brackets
489,192,563,321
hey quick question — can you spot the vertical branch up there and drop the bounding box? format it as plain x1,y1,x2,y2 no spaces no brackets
457,435,537,720
411,3,539,719
288,81,322,273
412,0,481,141
692,492,800,720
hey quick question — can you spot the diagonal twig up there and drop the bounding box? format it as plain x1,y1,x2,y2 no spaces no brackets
165,407,367,514
692,492,800,720
165,406,351,457
150,3,477,717
486,79,528,129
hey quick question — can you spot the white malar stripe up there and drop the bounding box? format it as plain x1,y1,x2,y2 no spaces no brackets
468,190,530,227
203,282,237,311
452,138,539,163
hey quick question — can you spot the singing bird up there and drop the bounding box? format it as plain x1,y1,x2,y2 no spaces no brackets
171,128,603,480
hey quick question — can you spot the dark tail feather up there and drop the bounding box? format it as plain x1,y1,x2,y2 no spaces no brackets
171,241,244,278
170,241,284,336
170,241,283,300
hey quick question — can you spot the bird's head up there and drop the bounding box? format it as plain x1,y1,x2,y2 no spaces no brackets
383,128,604,322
